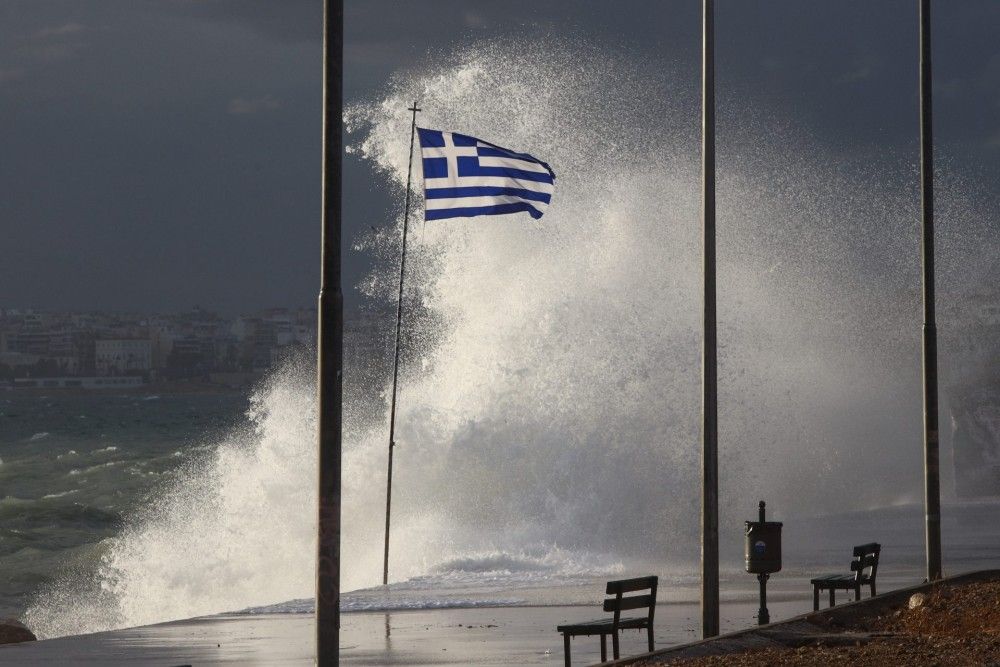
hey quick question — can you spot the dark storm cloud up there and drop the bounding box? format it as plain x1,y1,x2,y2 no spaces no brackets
0,1,998,314
158,0,320,43
0,0,322,313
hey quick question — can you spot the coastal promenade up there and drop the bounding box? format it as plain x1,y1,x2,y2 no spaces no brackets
0,599,810,666
5,573,1000,665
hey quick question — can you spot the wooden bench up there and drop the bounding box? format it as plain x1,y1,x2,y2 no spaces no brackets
810,542,880,611
556,576,657,667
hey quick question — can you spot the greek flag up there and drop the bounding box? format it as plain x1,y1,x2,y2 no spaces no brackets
417,128,555,221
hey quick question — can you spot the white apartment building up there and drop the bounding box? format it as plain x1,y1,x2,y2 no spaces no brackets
95,339,152,376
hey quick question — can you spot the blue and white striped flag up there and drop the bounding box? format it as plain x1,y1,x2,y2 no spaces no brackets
416,128,555,221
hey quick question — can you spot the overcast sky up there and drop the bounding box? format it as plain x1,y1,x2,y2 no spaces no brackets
1,1,998,315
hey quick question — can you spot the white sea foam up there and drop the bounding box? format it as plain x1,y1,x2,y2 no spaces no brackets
28,432,50,442
42,490,80,500
68,461,122,477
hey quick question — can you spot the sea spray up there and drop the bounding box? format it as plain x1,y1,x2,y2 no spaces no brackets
26,360,318,638
346,38,997,574
347,37,913,556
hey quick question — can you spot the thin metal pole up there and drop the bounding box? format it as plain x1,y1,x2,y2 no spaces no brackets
756,573,770,626
383,102,421,587
317,0,343,664
919,0,942,582
701,0,720,639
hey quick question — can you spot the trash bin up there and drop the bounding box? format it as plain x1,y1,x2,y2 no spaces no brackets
745,501,782,574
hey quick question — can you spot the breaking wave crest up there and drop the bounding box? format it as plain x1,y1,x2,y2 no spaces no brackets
26,361,318,638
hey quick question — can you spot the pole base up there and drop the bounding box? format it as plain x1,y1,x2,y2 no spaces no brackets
757,573,770,626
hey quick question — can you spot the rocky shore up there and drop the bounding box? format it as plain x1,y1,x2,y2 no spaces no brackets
628,570,1000,667
0,619,36,645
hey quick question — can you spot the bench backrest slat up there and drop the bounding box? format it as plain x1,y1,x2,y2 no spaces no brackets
851,555,878,570
603,594,654,613
606,576,658,595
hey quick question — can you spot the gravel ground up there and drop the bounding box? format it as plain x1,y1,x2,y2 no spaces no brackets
650,581,1000,666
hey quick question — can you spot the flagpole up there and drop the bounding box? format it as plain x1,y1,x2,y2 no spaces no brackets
383,102,421,587
701,0,720,639
317,0,343,663
919,0,942,582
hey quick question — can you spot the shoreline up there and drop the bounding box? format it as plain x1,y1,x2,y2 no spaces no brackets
1,381,252,396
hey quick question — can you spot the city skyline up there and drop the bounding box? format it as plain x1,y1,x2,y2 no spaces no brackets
0,304,320,383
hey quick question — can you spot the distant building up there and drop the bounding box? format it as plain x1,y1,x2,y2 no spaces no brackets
1,305,321,387
0,351,40,370
95,339,152,376
165,335,212,378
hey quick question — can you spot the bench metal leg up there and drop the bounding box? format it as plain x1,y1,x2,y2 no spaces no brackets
828,588,835,608
600,634,607,662
854,584,861,601
813,585,819,611
871,582,876,598
647,625,654,652
612,630,620,660
563,633,571,667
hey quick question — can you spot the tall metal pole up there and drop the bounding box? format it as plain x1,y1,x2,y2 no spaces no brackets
919,0,942,582
701,0,720,639
383,103,421,586
317,0,343,664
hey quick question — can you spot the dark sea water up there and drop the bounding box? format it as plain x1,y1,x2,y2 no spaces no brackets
0,391,247,618
2,386,1000,643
